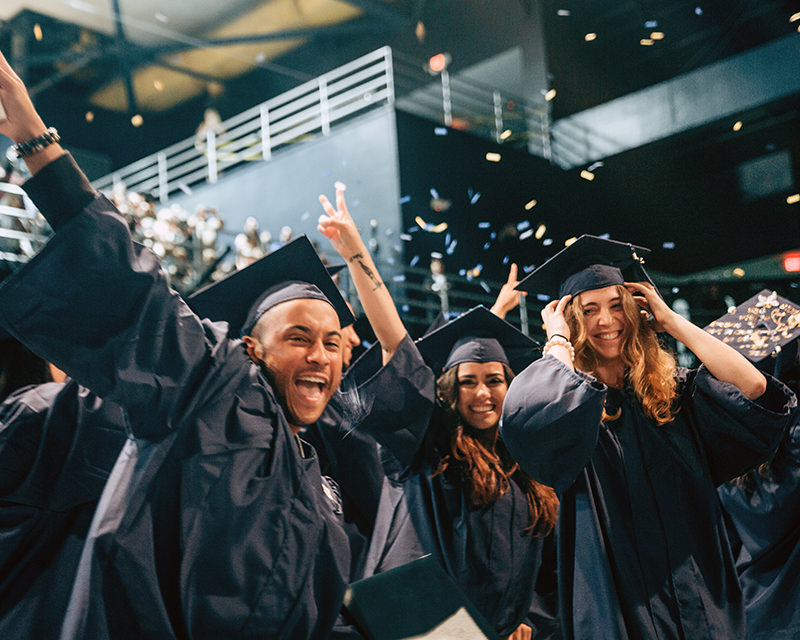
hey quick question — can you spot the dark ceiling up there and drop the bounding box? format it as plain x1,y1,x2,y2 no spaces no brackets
1,0,799,276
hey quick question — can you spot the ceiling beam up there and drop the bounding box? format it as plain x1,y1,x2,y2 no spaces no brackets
339,0,409,24
110,0,139,115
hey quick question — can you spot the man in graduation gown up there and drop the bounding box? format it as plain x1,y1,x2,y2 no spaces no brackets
0,49,431,639
0,380,128,637
718,339,800,640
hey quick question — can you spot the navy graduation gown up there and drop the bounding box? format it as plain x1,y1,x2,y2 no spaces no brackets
501,355,796,640
351,341,548,638
718,421,800,640
0,156,355,639
301,395,384,540
0,381,127,638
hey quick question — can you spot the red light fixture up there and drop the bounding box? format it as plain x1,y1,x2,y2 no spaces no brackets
783,253,800,273
428,53,450,73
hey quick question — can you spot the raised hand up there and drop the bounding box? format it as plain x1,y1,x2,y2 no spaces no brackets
624,281,672,334
318,183,405,362
490,263,527,320
317,184,363,261
0,48,64,174
0,49,48,141
541,294,572,341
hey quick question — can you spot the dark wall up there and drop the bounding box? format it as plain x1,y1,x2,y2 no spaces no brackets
168,107,402,268
396,110,588,285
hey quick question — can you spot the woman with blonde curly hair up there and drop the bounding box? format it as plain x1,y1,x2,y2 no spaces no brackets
500,235,797,640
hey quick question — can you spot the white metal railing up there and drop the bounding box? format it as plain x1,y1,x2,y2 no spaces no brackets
0,182,50,263
92,46,565,202
92,47,395,201
390,51,553,160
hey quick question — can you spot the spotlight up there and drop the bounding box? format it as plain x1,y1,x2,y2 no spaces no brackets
427,53,451,74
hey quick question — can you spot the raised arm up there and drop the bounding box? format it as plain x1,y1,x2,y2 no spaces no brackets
626,281,767,399
318,185,406,365
490,263,527,320
0,49,64,175
0,49,218,438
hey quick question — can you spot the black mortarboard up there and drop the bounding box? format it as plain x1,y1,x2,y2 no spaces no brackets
703,289,800,364
415,305,539,374
327,263,346,277
188,235,354,336
516,234,653,299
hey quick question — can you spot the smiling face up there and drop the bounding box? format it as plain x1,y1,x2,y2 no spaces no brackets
455,361,509,431
244,298,343,430
577,285,628,365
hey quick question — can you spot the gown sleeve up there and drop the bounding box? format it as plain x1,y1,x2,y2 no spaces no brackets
343,334,436,470
686,366,797,484
0,158,221,440
718,421,800,545
500,354,607,495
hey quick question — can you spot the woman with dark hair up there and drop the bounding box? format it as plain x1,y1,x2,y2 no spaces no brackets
319,190,558,640
432,354,555,539
500,235,797,640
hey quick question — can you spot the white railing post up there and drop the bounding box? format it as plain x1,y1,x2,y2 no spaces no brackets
206,129,218,183
157,152,168,203
260,104,272,161
441,69,452,127
384,46,395,106
319,78,330,136
541,110,552,161
493,90,503,143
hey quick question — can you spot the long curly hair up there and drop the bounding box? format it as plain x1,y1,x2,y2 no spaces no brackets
433,364,559,536
565,284,678,425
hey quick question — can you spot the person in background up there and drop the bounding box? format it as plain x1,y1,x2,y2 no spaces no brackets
500,234,797,640
718,337,800,640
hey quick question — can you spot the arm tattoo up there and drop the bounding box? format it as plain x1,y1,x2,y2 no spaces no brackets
349,253,384,291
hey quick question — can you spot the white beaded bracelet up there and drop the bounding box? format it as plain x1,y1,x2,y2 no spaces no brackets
543,334,575,362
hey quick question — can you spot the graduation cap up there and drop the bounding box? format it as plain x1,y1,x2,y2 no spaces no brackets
516,234,653,299
326,263,346,278
415,305,539,374
703,289,800,364
188,235,354,336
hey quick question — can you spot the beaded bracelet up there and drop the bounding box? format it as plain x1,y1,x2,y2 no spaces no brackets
13,127,60,158
543,334,575,362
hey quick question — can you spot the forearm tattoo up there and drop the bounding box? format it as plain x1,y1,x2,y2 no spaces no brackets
348,252,384,291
